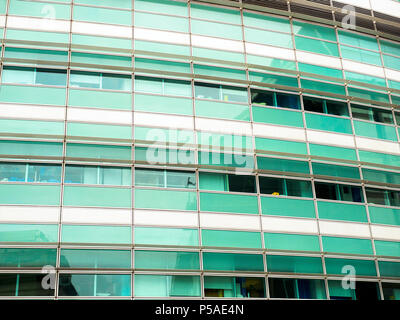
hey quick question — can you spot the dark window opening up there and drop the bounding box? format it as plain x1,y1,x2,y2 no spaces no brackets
304,96,349,116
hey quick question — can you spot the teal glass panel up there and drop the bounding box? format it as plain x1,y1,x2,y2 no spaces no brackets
135,147,195,165
61,225,131,244
338,30,379,51
305,113,353,134
6,29,69,47
249,72,299,88
202,229,262,249
4,47,68,64
261,197,316,218
191,3,240,24
298,63,343,80
0,119,64,136
383,54,400,71
194,65,247,81
192,47,245,64
71,52,132,68
255,137,308,155
0,224,58,243
0,163,61,183
134,189,197,210
58,274,131,296
363,168,400,186
345,71,386,88
135,58,191,74
0,140,62,158
200,192,258,214
317,201,368,222
309,144,357,161
68,89,132,110
322,236,373,255
341,45,382,66
378,261,400,277
66,143,131,161
243,12,291,33
203,252,264,271
198,132,253,149
354,120,397,141
67,123,132,140
74,5,131,25
380,40,400,57
301,79,346,96
293,21,336,41
135,127,194,145
375,240,400,257
135,0,187,15
347,87,390,104
0,85,66,105
0,184,60,205
204,276,266,298
267,255,323,274
257,157,309,174
195,100,250,121
369,206,400,226
136,40,190,57
359,150,400,167
252,106,304,127
72,34,131,52
135,94,193,115
135,168,196,189
76,0,131,9
264,233,320,252
312,163,360,180
295,36,339,56
245,28,292,48
9,0,70,19
134,275,201,297
134,11,188,32
325,257,377,276
60,249,131,269
0,248,57,267
63,186,131,207
134,227,198,246
191,19,242,40
135,251,199,270
198,151,254,169
269,278,326,299
247,55,296,71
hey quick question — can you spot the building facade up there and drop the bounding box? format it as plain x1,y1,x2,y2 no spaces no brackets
0,0,399,299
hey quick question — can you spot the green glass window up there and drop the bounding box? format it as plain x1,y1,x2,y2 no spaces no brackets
315,182,363,203
363,168,400,186
200,192,259,214
267,255,323,274
378,261,400,278
264,233,320,252
202,229,262,249
255,137,307,155
259,176,312,198
353,120,397,141
195,82,248,103
195,99,250,121
135,0,187,16
135,76,192,97
261,197,316,218
70,71,131,91
135,147,195,166
199,172,255,193
204,276,265,298
245,28,293,48
317,201,368,222
61,225,131,245
252,106,304,127
382,283,400,300
309,144,357,162
0,163,61,183
191,19,242,40
243,11,290,32
63,186,131,207
9,0,70,19
303,96,349,116
338,30,379,51
322,236,373,255
135,168,196,189
191,3,240,24
198,151,254,169
295,36,339,56
293,21,336,41
257,157,310,174
66,143,131,161
269,278,326,299
74,5,131,25
134,11,188,32
58,274,131,296
369,206,400,226
0,274,55,296
251,89,301,110
375,240,400,257
328,280,380,300
134,227,198,247
306,112,353,134
325,258,377,276
60,249,131,269
64,165,131,186
0,224,58,243
134,275,201,297
341,45,382,66
312,162,360,180
365,188,400,207
0,248,57,268
0,184,61,206
2,66,67,86
135,251,199,270
203,252,264,271
134,189,197,210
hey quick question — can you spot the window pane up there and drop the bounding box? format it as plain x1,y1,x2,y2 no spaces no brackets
204,276,265,298
60,249,131,269
203,252,264,271
269,278,326,299
134,275,201,297
135,251,199,270
0,248,57,268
